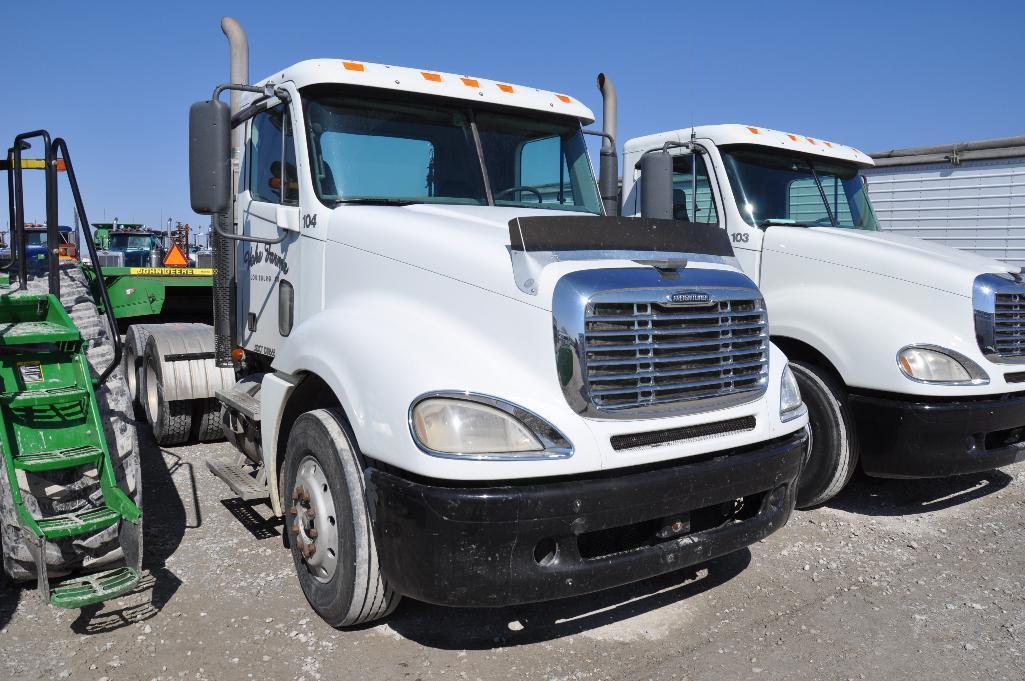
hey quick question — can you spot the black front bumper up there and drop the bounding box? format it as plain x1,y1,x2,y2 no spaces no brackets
849,391,1025,478
365,431,806,607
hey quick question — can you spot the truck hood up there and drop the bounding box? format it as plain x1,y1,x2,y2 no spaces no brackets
327,204,736,309
762,226,1017,297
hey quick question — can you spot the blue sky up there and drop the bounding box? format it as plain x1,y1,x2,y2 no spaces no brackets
3,0,1023,238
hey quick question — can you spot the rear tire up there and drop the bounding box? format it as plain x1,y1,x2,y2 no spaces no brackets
282,409,399,627
1,263,142,581
144,356,192,448
191,398,223,442
123,324,153,418
792,361,858,508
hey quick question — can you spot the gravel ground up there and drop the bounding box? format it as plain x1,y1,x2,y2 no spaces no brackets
1,429,1023,681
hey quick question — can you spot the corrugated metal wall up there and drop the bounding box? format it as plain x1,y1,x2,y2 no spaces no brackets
864,157,1025,265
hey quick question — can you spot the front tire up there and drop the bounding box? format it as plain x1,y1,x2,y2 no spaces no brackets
282,409,398,627
791,361,859,508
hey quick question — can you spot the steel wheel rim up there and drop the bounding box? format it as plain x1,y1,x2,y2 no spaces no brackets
291,456,339,583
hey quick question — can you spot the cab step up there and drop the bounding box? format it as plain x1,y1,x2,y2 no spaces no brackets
13,445,102,472
215,387,260,421
1,386,88,409
206,457,268,500
49,566,140,609
36,506,121,539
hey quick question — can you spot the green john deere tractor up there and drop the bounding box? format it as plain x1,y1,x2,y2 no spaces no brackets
0,131,142,607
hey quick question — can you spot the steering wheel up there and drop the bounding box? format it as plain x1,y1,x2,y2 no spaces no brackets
495,186,543,203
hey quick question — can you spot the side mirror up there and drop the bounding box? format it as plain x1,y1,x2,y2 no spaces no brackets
639,151,674,220
189,100,231,215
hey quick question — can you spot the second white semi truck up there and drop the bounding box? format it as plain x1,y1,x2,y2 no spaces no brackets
622,120,1025,507
150,20,811,626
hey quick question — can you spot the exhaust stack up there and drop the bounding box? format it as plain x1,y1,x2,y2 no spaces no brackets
596,73,619,216
212,16,249,367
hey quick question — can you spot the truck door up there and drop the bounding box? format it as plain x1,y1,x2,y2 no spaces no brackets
237,102,301,356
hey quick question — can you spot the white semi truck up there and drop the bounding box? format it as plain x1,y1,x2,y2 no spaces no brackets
622,122,1025,507
170,20,809,626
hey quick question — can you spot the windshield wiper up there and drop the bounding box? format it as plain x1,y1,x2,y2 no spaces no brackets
333,198,420,207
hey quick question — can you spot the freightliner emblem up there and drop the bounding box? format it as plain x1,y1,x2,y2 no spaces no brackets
667,291,711,306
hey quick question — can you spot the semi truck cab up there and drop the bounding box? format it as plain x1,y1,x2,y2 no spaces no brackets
184,21,808,626
624,124,1025,506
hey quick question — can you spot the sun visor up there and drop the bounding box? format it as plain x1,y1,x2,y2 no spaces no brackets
509,216,733,256
507,216,738,296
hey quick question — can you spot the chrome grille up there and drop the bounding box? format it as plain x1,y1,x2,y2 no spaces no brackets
582,297,769,412
95,251,124,268
993,292,1025,359
196,251,214,269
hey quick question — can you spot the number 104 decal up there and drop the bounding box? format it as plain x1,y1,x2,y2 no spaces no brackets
302,214,318,229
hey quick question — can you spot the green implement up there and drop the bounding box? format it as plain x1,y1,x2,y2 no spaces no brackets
0,292,141,607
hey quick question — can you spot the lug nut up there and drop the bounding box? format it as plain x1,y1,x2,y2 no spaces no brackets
289,524,299,535
308,528,319,538
289,505,298,516
305,508,316,520
296,539,306,552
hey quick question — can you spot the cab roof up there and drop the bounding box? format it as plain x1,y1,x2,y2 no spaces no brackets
251,59,595,125
626,124,874,167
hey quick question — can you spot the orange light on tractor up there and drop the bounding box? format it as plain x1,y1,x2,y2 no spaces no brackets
555,94,572,103
497,83,514,93
231,347,245,362
342,61,365,72
805,137,817,145
786,134,798,142
747,127,760,134
460,77,480,88
421,71,442,82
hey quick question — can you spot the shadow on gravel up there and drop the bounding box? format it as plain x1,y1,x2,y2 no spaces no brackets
0,577,19,631
386,548,751,649
220,498,282,539
70,432,198,634
826,468,1015,517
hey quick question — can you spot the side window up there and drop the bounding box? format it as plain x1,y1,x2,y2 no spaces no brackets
671,154,718,223
247,104,298,205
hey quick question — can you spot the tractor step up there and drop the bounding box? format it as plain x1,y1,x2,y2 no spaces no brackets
49,566,140,609
1,386,88,409
0,319,80,346
206,457,268,500
36,506,121,539
216,387,261,421
13,445,101,472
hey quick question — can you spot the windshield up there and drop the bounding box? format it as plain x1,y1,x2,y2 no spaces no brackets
721,146,879,230
302,87,601,214
109,234,158,250
24,231,47,246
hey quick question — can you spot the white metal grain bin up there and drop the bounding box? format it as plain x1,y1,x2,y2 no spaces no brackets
864,136,1025,266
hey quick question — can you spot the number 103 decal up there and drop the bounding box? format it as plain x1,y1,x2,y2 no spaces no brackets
731,232,750,244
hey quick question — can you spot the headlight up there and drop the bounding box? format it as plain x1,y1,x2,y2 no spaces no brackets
780,365,805,422
410,393,573,460
897,345,988,385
